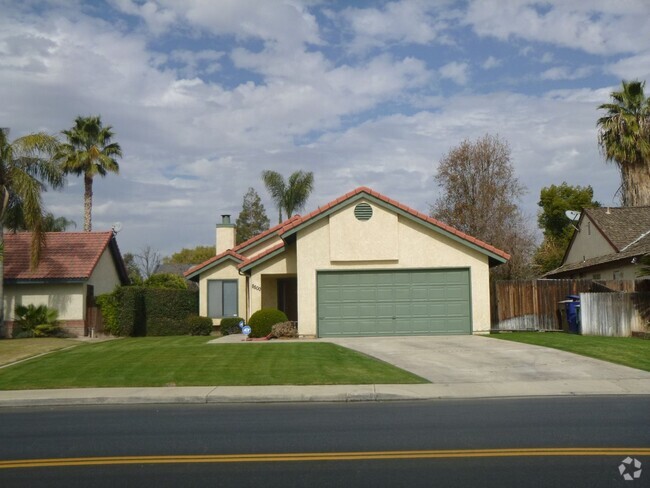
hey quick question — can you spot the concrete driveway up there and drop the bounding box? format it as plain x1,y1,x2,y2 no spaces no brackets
324,335,650,396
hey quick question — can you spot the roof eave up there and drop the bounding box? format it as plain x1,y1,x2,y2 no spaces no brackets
184,254,243,280
238,245,286,273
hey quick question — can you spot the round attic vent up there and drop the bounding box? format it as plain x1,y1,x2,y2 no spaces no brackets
354,203,373,221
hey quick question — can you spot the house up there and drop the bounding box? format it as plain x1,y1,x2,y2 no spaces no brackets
545,206,650,280
2,231,129,337
185,187,509,337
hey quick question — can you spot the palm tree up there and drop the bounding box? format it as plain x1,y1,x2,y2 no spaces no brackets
597,80,650,206
262,170,314,223
58,116,122,231
0,127,63,330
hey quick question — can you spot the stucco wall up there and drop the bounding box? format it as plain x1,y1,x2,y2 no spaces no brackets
565,216,615,265
87,248,122,295
198,261,247,325
4,283,85,321
329,199,398,261
295,203,492,337
249,245,297,313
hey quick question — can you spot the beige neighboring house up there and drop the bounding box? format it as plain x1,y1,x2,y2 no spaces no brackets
3,231,129,337
185,187,510,337
545,206,650,280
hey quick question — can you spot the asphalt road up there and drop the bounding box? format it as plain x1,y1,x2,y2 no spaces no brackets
1,396,648,487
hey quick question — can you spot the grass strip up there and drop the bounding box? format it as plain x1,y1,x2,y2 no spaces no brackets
0,337,427,389
491,332,650,372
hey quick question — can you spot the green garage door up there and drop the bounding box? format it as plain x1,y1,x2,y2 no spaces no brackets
317,269,471,337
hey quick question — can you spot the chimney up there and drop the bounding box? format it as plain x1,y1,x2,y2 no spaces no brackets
216,214,236,255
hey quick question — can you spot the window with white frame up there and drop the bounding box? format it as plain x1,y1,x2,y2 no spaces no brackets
208,280,238,318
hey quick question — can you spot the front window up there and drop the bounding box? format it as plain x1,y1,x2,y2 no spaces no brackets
208,280,238,318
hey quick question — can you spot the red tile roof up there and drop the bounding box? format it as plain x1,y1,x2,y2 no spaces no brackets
186,186,510,278
4,232,126,281
238,241,286,270
184,249,245,277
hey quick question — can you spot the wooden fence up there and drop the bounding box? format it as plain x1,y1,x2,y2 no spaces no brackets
491,279,643,331
580,292,650,337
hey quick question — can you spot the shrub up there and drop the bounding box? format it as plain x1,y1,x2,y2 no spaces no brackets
185,315,213,336
220,317,244,335
12,304,62,338
146,317,187,336
97,286,198,337
248,308,288,338
144,273,188,290
271,321,298,339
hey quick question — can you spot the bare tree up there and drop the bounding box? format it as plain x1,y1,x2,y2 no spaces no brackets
134,245,161,280
431,134,536,280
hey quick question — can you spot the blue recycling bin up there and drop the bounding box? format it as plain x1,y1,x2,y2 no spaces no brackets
565,295,581,334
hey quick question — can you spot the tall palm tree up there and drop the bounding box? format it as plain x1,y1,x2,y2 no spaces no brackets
262,170,314,223
0,127,63,330
58,116,122,231
597,80,650,206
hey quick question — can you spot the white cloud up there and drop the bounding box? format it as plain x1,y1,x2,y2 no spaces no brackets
606,53,650,82
341,0,452,52
439,61,469,85
113,0,322,47
482,56,501,69
541,65,594,80
466,0,650,56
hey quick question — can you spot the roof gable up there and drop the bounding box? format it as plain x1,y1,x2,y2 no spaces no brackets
585,206,650,251
280,187,510,265
4,232,129,283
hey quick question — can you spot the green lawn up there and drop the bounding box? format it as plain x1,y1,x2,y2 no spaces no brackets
0,337,427,389
0,338,79,367
491,332,650,372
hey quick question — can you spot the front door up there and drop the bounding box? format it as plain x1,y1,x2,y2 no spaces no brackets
277,278,298,321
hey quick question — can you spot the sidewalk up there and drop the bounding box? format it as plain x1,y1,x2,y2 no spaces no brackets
2,378,650,407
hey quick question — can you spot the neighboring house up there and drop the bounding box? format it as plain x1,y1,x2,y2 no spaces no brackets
185,187,510,337
154,263,194,276
545,206,650,280
3,232,129,337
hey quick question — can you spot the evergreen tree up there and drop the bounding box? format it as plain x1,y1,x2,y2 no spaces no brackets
533,183,600,274
236,187,270,244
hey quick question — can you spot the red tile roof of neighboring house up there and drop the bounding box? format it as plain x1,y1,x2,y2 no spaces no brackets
4,231,129,283
186,186,510,278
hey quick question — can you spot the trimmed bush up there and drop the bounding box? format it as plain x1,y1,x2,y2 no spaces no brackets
271,321,298,339
248,308,288,338
185,315,213,336
146,317,186,336
220,317,243,336
144,273,188,290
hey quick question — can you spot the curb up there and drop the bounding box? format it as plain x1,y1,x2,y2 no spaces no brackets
2,379,650,407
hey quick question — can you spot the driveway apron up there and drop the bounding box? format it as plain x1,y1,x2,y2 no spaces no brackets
323,335,650,384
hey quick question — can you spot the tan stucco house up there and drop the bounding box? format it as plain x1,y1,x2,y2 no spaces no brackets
186,187,509,337
545,206,650,280
2,231,129,337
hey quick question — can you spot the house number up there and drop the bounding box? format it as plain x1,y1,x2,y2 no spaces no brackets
252,284,261,291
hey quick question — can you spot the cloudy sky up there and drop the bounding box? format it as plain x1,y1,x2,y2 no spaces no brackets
2,0,649,257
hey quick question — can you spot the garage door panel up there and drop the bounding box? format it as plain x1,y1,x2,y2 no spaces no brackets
318,269,471,337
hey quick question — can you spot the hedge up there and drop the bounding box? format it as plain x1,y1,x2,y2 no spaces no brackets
97,286,199,336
